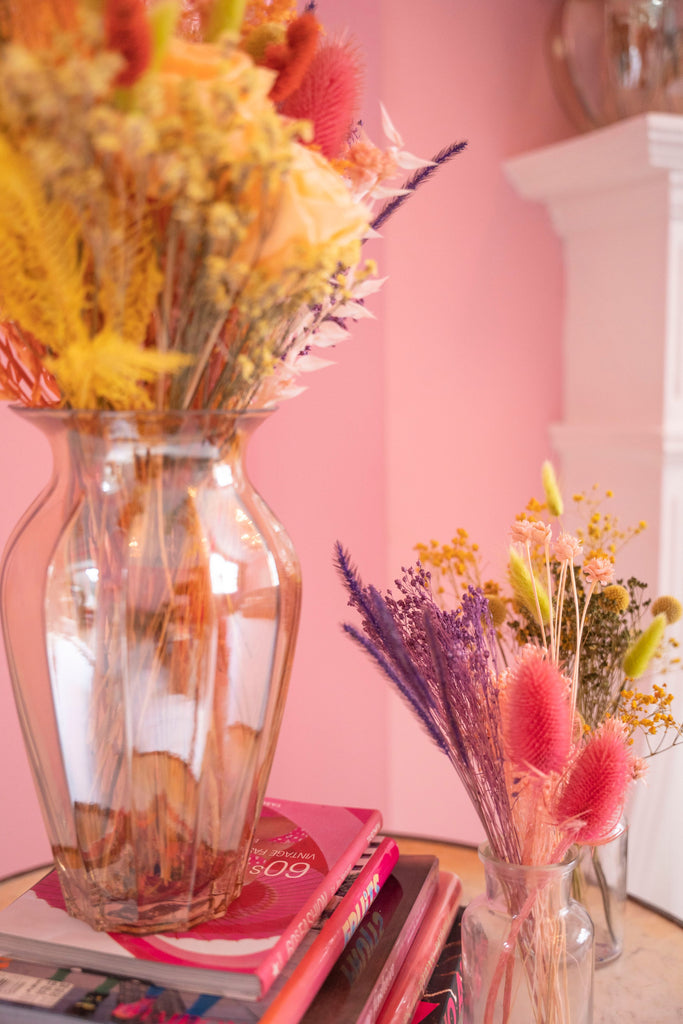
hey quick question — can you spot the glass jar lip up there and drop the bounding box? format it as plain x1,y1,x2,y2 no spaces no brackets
478,843,579,874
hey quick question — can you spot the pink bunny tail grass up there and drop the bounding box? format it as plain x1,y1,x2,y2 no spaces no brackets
279,36,363,159
502,648,572,775
553,719,634,844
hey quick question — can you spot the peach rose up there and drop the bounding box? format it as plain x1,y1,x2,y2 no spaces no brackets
255,143,370,266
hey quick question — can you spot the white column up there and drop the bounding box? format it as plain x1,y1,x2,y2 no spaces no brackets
505,113,683,920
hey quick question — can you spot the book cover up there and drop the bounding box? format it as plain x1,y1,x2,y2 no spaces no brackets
375,870,462,1024
258,835,401,1024
0,834,400,1023
297,854,440,1024
409,907,464,1024
0,797,382,1002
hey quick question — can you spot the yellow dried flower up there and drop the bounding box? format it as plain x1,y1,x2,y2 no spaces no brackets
650,595,683,625
602,584,630,613
486,595,507,629
243,23,286,63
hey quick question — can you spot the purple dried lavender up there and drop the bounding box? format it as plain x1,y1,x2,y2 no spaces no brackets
335,542,520,862
371,141,468,233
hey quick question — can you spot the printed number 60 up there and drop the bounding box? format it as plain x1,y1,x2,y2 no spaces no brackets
249,860,311,879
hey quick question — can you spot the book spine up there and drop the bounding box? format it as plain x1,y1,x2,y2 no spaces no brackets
258,836,399,1024
374,871,462,1024
408,908,464,1024
356,861,439,1024
255,808,383,995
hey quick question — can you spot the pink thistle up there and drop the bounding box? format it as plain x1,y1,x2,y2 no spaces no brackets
583,556,615,587
502,648,572,775
278,36,363,160
105,0,152,87
554,720,634,844
553,531,582,563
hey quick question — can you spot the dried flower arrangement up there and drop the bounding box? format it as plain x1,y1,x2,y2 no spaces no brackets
417,464,682,760
0,0,465,413
335,463,681,1020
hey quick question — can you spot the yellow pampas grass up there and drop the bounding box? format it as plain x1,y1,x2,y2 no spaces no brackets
509,547,550,626
542,460,563,517
0,136,88,352
623,613,667,680
49,332,192,410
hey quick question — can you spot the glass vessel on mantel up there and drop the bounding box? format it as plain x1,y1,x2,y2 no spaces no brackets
461,845,594,1024
548,0,683,131
0,408,301,934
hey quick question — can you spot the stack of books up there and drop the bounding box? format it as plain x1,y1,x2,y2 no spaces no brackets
0,798,464,1024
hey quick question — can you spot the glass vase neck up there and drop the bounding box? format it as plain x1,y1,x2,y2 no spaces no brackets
479,845,579,905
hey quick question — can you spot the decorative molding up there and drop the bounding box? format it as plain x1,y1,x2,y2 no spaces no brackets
504,113,683,203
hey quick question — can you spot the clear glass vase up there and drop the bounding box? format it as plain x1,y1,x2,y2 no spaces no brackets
0,408,301,934
574,821,628,966
548,0,683,131
461,846,594,1024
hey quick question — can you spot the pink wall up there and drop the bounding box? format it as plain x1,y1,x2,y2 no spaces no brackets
379,2,572,839
0,0,573,878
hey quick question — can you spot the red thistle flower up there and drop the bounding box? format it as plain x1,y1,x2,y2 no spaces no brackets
105,0,152,88
554,720,633,844
278,36,363,160
502,649,572,775
264,12,321,104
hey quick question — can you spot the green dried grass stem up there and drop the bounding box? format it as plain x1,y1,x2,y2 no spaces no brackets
509,547,550,626
623,613,667,679
542,460,564,517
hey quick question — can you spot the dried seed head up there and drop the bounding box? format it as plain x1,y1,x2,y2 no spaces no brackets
554,720,633,844
650,594,682,625
602,584,630,613
503,649,572,775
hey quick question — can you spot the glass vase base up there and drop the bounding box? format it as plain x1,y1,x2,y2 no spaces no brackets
595,937,622,967
54,849,241,934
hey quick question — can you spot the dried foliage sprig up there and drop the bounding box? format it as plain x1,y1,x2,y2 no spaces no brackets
0,0,465,412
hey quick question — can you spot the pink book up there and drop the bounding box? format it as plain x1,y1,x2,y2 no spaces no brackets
297,855,440,1024
374,870,462,1024
0,797,382,1001
259,834,400,1023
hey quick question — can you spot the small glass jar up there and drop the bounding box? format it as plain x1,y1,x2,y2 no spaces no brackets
462,845,594,1024
575,820,628,966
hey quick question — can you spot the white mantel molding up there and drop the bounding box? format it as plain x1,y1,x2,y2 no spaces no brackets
505,112,683,206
